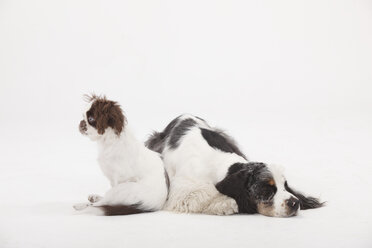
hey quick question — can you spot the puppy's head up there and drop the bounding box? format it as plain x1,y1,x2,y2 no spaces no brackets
79,94,125,140
216,162,324,217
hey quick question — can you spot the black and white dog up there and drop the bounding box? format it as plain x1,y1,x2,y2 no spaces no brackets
146,114,324,217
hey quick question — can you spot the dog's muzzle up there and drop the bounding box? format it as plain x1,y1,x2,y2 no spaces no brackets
79,120,87,134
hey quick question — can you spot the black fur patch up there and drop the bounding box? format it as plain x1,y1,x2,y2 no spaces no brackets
145,131,165,153
164,169,170,192
200,128,247,159
284,182,325,210
100,204,150,216
195,116,206,122
216,162,270,214
145,116,181,153
168,118,197,149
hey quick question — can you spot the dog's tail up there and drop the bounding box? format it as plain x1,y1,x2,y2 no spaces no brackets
145,116,182,153
145,131,165,153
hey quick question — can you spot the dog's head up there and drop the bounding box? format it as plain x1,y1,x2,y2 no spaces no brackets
216,162,324,217
79,94,126,141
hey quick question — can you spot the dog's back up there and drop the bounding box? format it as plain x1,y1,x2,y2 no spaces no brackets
146,114,246,158
146,114,247,183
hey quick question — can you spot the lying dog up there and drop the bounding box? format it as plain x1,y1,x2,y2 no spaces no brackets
146,114,324,217
73,95,168,215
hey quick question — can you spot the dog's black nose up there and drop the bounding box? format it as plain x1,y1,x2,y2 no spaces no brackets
286,197,300,211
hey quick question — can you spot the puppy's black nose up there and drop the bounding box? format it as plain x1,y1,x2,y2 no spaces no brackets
286,197,300,211
79,120,87,133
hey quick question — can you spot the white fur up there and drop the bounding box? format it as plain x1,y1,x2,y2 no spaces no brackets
267,164,296,217
74,110,168,214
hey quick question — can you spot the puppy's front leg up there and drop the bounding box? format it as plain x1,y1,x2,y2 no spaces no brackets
88,194,103,203
73,194,103,211
73,202,92,211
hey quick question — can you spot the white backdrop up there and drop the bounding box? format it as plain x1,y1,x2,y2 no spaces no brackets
0,0,371,247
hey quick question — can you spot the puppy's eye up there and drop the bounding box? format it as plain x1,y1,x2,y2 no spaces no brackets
88,116,95,124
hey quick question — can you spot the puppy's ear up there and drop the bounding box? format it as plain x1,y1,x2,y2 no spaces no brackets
96,110,109,135
95,101,115,135
105,101,125,135
285,182,325,210
216,163,257,213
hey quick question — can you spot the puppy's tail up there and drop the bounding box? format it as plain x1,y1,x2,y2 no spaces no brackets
73,202,152,216
99,204,152,216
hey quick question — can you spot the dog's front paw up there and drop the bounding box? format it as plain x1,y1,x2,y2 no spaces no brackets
73,203,90,211
165,189,214,213
88,194,103,203
202,195,238,215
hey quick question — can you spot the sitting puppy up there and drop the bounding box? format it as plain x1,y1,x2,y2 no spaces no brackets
73,95,168,215
146,114,324,217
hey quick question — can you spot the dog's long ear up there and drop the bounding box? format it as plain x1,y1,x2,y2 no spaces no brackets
216,163,247,198
215,163,257,214
284,182,325,210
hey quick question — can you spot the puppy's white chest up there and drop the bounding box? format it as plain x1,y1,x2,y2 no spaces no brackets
96,128,143,186
98,152,136,186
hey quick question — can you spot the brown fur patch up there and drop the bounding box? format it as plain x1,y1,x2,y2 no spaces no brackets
268,179,275,186
257,202,275,217
83,93,100,103
85,95,126,135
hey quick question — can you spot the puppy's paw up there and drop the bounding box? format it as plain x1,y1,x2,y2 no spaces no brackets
88,194,103,203
73,203,90,211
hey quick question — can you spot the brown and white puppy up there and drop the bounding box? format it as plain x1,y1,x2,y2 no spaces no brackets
74,95,168,215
